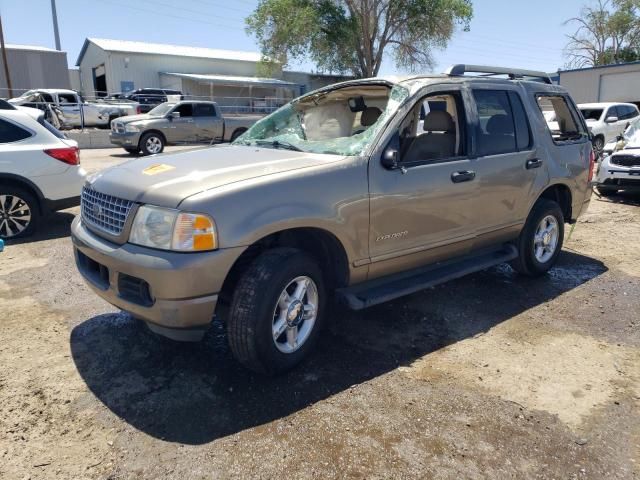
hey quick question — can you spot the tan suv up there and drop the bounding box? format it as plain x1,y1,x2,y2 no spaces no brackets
72,65,594,374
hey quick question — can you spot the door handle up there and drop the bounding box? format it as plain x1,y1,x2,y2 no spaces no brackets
451,170,476,183
526,158,543,169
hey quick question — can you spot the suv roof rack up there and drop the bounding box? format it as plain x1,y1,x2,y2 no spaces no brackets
444,64,552,84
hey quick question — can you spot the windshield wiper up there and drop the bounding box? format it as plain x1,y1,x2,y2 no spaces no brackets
254,140,303,152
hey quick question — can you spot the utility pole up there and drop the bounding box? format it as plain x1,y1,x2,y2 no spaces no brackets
50,0,61,51
0,15,12,98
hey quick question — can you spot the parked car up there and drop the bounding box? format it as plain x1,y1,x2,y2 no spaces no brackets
8,89,137,129
577,102,639,153
0,101,85,239
125,88,183,113
72,65,593,374
595,116,640,195
109,101,259,155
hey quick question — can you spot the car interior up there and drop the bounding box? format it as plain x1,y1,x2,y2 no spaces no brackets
398,93,464,162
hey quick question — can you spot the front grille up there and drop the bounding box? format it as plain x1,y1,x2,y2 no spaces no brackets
81,186,133,236
610,154,640,167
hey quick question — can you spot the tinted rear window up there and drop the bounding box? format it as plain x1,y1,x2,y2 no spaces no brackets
0,118,32,143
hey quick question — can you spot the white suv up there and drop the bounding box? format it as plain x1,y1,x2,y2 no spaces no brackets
0,102,86,239
578,102,640,153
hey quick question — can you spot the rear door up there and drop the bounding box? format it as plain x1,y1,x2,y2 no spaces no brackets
193,103,223,142
468,87,546,249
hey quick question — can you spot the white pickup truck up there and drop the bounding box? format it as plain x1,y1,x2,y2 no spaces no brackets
8,89,137,129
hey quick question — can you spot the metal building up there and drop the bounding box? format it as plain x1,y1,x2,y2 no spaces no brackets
0,44,70,98
559,62,640,105
75,38,351,112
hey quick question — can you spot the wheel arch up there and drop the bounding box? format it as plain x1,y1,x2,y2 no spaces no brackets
536,183,572,222
216,227,350,315
0,173,45,213
139,129,167,147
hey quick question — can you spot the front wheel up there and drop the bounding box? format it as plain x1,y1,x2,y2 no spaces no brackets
511,199,564,277
592,136,604,158
139,132,165,155
227,248,326,375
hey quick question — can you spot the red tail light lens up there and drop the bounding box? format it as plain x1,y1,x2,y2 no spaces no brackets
45,146,80,166
588,150,595,182
136,105,143,114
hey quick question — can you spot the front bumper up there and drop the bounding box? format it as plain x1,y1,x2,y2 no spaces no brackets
109,131,141,148
595,161,640,191
71,217,245,339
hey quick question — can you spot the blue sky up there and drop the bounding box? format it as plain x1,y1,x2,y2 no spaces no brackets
0,0,585,75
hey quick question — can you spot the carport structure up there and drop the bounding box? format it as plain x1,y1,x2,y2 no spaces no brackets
160,72,301,113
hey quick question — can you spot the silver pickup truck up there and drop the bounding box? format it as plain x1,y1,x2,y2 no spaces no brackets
8,89,136,128
109,100,260,155
72,65,593,375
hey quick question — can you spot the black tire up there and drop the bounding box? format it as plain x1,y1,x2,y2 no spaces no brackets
596,187,618,197
0,186,41,240
124,147,140,155
139,132,165,156
230,129,246,142
510,199,564,277
227,248,326,375
592,136,604,157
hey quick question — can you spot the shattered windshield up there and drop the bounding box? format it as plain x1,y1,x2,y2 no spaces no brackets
234,84,409,156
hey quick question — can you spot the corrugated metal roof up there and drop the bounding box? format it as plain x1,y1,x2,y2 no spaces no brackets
162,72,299,87
5,44,63,53
81,38,262,64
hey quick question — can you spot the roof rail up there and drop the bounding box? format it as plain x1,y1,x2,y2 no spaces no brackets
444,64,552,84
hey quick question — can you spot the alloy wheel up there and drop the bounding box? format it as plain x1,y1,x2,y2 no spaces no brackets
533,215,559,263
271,276,319,354
0,194,32,238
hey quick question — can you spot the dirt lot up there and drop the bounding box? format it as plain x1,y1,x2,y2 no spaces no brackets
0,154,638,479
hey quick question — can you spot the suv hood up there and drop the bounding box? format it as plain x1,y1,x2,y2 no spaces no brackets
88,145,343,208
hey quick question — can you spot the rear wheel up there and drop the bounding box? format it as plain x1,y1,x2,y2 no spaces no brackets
511,199,564,277
139,132,165,155
227,248,326,374
0,186,41,240
230,129,246,142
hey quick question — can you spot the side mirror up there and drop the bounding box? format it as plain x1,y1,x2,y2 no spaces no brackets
381,148,399,169
605,116,619,123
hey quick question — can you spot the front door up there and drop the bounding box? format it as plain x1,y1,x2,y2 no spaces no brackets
368,86,478,279
165,103,197,143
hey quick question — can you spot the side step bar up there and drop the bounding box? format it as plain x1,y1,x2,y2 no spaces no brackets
337,244,518,310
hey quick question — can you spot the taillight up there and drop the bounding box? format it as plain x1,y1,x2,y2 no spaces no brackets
588,150,595,182
136,105,143,114
45,146,80,166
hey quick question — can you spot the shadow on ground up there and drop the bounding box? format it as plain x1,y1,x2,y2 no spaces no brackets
71,250,606,445
5,211,76,246
595,191,640,206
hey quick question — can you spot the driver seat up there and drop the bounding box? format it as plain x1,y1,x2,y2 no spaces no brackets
404,111,456,162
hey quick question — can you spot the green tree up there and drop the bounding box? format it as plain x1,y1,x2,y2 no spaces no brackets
564,0,640,67
246,0,473,78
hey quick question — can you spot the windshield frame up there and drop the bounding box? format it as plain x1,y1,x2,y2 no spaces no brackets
233,80,410,157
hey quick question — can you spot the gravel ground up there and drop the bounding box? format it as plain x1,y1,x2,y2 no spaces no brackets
0,152,638,479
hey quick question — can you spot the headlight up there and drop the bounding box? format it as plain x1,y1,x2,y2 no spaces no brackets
129,205,217,252
125,123,140,133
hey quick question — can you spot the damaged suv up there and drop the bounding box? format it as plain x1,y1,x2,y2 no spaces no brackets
72,65,593,374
